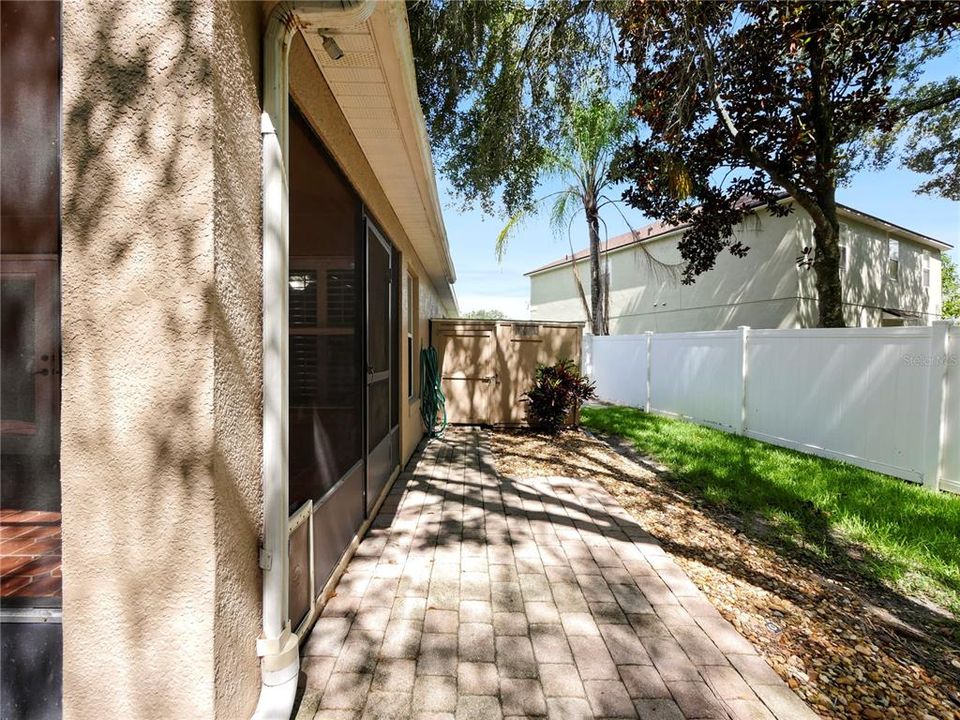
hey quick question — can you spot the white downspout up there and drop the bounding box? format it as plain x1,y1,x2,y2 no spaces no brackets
253,7,297,719
253,3,376,719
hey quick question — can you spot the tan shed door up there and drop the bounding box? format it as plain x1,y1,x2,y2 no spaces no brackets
433,321,583,426
497,323,582,424
434,322,502,424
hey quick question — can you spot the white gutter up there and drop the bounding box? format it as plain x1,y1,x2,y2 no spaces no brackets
254,3,375,719
365,2,458,315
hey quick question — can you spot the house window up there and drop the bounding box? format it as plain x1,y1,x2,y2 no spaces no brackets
888,238,900,280
922,252,931,288
406,272,418,399
838,224,849,274
326,268,355,327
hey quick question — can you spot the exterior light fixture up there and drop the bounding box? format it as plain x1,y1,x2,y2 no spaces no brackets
321,34,344,61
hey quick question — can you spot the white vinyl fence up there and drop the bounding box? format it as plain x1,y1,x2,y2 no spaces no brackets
582,322,960,494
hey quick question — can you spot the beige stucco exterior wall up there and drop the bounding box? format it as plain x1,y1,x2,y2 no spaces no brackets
287,34,443,465
531,207,944,332
211,2,263,716
61,1,264,717
59,5,448,716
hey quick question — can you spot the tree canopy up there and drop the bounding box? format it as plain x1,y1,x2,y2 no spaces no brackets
872,69,960,201
461,309,508,320
614,1,959,327
407,0,623,215
943,254,960,320
409,0,959,329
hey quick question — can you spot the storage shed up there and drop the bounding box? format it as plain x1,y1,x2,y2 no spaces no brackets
430,319,585,426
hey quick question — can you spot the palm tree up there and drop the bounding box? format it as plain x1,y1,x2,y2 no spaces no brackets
497,94,673,335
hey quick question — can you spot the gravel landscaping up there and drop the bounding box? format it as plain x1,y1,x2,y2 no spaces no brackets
489,424,960,720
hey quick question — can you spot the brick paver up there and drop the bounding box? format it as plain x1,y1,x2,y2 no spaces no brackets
296,429,816,720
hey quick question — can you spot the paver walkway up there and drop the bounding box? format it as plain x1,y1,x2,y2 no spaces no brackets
296,428,816,720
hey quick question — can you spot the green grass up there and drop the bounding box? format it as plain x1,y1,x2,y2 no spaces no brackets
581,405,960,618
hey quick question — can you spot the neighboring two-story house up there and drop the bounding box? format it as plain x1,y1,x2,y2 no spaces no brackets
527,200,951,332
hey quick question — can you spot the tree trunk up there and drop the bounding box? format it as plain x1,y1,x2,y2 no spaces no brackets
811,189,845,328
806,8,845,328
584,196,608,335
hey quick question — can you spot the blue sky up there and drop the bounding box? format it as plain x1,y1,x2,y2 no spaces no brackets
442,165,960,319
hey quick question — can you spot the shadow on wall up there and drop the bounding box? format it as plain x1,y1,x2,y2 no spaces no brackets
608,216,801,333
61,2,262,718
798,215,934,327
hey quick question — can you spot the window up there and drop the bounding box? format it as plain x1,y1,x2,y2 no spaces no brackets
406,272,418,399
888,238,900,280
838,224,849,274
922,252,931,288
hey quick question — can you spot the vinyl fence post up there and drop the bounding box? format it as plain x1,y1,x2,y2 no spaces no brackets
644,331,653,413
737,326,750,435
923,320,953,491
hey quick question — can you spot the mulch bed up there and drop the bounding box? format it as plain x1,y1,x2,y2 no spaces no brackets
488,427,960,720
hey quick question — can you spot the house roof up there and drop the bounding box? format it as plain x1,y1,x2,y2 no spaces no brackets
524,199,953,277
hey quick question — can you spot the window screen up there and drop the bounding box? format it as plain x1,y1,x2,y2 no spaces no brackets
288,102,363,511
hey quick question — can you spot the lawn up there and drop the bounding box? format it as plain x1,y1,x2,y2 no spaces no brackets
581,405,960,618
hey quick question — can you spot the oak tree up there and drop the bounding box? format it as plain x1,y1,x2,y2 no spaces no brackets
615,1,959,327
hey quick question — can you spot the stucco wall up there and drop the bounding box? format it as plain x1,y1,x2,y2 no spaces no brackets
531,207,943,332
531,212,802,332
287,34,443,466
59,7,449,716
61,1,263,717
798,213,942,326
211,2,263,716
406,267,444,458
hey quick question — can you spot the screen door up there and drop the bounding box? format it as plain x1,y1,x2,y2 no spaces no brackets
365,222,396,509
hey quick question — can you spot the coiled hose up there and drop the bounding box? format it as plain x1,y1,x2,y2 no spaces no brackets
419,346,447,438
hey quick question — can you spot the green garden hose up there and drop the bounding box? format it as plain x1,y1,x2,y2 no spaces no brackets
420,346,447,438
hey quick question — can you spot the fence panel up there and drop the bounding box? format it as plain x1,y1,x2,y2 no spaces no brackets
943,328,960,493
649,331,742,431
745,328,931,483
589,335,649,409
585,324,958,492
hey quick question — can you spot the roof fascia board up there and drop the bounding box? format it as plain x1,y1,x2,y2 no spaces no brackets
835,205,952,251
366,4,458,309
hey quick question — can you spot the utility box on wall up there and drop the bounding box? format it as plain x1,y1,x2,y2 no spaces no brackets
430,319,585,426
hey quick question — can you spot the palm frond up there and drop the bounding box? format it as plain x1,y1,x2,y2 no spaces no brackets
549,189,581,237
495,209,526,262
